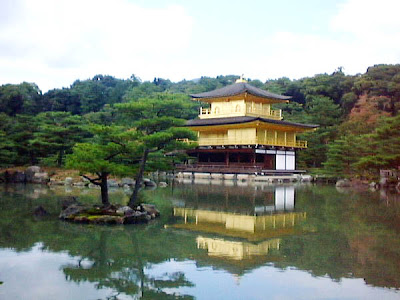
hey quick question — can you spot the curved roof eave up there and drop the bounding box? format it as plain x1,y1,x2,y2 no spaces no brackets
190,82,291,101
186,116,319,130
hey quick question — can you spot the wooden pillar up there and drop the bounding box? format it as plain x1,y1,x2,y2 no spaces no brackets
225,152,229,166
251,150,256,164
264,130,267,144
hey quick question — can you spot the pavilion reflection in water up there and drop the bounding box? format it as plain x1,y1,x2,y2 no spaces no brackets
170,183,306,260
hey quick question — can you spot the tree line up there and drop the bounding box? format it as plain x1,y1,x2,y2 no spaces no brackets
1,64,399,180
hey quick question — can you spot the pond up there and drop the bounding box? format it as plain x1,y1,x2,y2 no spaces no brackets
0,181,400,300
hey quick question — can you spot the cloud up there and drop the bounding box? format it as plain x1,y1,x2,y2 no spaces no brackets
331,0,400,37
0,0,193,91
242,0,400,81
0,0,399,91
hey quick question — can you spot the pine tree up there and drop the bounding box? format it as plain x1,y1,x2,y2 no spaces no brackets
30,112,89,166
116,95,197,207
66,125,139,206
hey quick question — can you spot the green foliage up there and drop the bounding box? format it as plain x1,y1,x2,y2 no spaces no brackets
116,95,198,147
0,113,17,167
297,96,342,168
353,64,400,115
305,96,342,126
30,112,89,166
116,95,197,206
123,81,163,101
42,88,81,114
340,92,358,114
265,77,292,95
354,64,400,97
324,115,400,178
7,114,40,165
66,125,139,176
0,82,42,116
353,115,400,174
323,136,362,176
83,104,117,125
0,65,399,176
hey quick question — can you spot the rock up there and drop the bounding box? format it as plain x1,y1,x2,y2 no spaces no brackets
64,177,73,185
49,178,64,185
158,181,168,187
107,179,119,188
73,182,86,187
25,166,41,182
140,203,160,217
121,178,135,186
33,205,48,216
88,183,100,189
59,204,87,219
32,172,49,184
12,171,26,183
72,215,89,223
116,206,134,216
369,182,377,188
301,175,313,182
336,179,351,188
124,211,150,224
86,215,124,225
59,202,160,225
61,196,79,210
143,178,156,187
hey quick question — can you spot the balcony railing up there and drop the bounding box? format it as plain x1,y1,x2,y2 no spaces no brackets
245,107,282,120
201,108,211,115
199,107,283,120
179,137,307,148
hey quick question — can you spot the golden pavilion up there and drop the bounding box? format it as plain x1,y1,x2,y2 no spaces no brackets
182,78,318,174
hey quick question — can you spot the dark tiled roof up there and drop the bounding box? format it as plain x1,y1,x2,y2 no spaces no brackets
190,82,291,101
186,116,319,129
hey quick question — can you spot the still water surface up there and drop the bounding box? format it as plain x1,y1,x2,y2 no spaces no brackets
0,182,399,300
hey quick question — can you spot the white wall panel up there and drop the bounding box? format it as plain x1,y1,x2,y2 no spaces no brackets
285,186,295,210
275,187,285,211
276,154,286,170
286,155,295,170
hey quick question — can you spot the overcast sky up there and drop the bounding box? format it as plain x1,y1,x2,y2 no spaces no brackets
1,0,399,92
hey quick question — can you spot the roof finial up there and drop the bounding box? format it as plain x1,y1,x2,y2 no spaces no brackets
235,74,247,83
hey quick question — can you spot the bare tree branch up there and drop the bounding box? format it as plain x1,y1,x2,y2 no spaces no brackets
82,175,101,186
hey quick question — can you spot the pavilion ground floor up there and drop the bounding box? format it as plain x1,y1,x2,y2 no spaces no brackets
177,146,305,175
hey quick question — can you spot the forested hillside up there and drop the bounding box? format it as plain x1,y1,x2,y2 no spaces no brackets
1,65,399,179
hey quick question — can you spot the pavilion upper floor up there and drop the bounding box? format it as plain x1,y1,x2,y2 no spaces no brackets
185,117,318,149
199,98,283,120
191,82,291,120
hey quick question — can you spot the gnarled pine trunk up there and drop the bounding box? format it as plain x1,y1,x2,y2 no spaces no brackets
128,148,149,208
100,173,110,207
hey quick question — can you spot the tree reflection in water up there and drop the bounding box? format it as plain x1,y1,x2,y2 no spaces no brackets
61,228,195,299
0,183,400,299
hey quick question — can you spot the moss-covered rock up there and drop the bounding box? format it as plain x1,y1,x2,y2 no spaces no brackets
59,202,160,225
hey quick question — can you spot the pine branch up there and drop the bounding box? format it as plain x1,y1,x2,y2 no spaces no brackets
82,175,101,185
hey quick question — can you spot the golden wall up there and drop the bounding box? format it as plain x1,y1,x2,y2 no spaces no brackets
196,128,305,148
200,99,281,120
